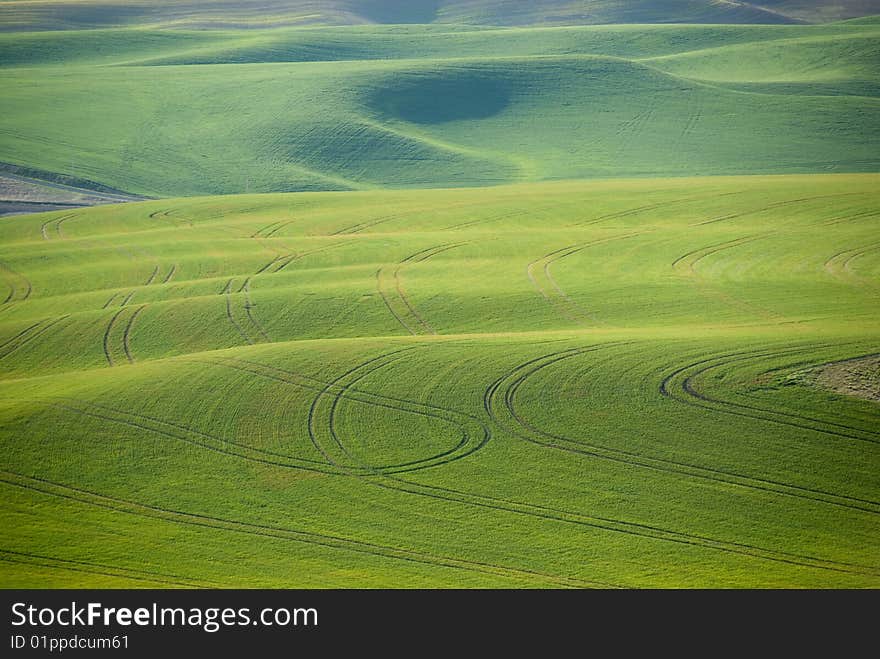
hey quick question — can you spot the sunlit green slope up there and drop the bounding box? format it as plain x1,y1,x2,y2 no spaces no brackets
1,21,878,196
1,174,878,587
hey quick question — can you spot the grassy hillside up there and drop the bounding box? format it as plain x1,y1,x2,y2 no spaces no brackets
0,174,877,587
2,1,876,31
0,21,878,197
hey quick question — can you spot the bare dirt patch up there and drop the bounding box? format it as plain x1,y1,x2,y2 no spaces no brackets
0,173,141,217
814,355,880,403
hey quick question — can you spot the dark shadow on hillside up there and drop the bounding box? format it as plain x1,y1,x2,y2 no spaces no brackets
369,73,511,124
356,0,440,24
28,4,156,29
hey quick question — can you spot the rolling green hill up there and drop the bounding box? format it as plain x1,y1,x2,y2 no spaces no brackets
1,21,878,197
1,174,878,587
2,1,878,31
1,3,878,590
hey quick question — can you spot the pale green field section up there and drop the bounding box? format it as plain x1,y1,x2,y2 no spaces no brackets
0,174,878,587
0,19,878,196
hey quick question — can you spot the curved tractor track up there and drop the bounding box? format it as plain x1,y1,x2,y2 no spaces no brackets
527,233,641,324
659,345,880,447
296,349,879,578
2,173,878,588
486,344,880,518
0,471,600,589
377,243,465,335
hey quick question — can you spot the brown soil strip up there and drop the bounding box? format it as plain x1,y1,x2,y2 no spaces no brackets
815,355,880,403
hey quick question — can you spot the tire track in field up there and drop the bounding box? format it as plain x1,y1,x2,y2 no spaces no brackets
615,103,656,140
220,278,255,345
671,233,782,321
239,278,271,343
50,398,342,475
331,211,410,236
823,240,880,294
0,472,600,588
57,351,484,477
251,220,281,238
148,208,175,226
254,241,349,276
817,208,880,228
254,255,286,275
673,198,880,317
102,308,127,366
376,269,418,335
376,243,465,335
0,315,70,362
271,255,297,272
39,212,78,241
224,242,351,345
0,261,32,305
148,208,191,228
310,352,487,472
121,305,146,364
330,198,483,236
274,241,350,273
577,198,681,227
691,193,860,227
679,92,703,139
304,350,879,578
441,197,584,232
101,261,164,337
102,265,158,366
575,191,747,227
264,221,295,238
611,101,659,158
103,302,147,366
221,276,270,345
0,549,216,588
143,265,160,287
527,233,641,324
671,235,767,273
161,264,177,284
443,207,533,231
316,354,484,475
164,349,880,579
660,346,880,447
207,354,489,475
0,320,43,352
252,220,297,239
488,344,880,517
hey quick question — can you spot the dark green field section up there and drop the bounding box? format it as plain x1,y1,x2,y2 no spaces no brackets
1,175,878,587
2,1,878,31
0,20,878,197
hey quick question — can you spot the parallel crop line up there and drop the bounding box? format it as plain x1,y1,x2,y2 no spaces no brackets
377,243,464,336
527,234,639,323
0,549,215,588
484,345,880,573
0,315,69,362
692,193,859,227
301,350,878,577
1,472,596,588
161,264,177,284
121,305,147,364
490,344,880,516
661,347,880,446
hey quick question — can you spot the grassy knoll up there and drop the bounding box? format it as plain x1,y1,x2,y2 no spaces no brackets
0,174,877,587
0,21,878,196
2,1,875,32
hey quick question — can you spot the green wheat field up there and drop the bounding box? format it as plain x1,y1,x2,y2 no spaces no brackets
0,1,878,588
